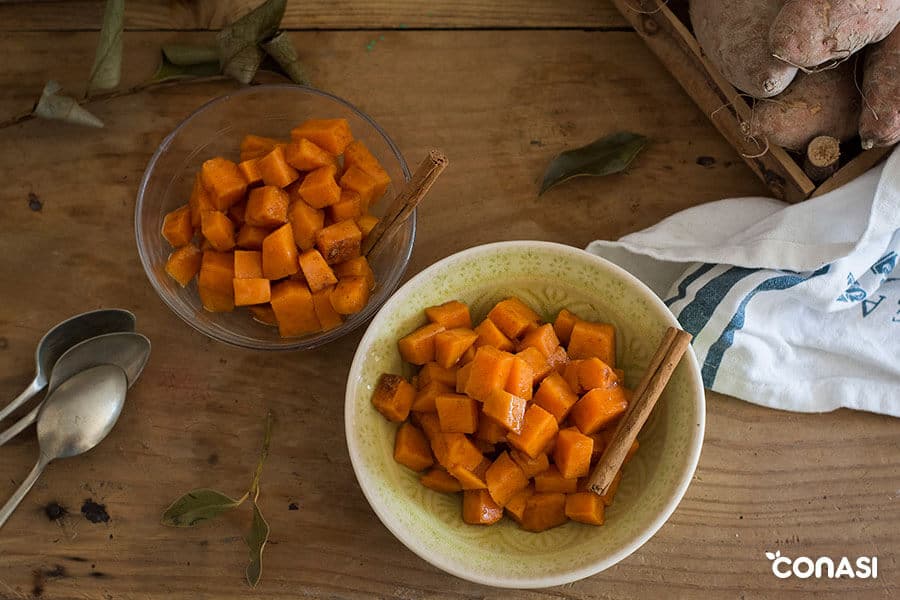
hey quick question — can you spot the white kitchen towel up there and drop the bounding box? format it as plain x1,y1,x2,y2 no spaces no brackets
586,147,900,416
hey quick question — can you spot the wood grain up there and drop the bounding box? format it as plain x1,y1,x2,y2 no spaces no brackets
0,26,897,600
0,0,628,31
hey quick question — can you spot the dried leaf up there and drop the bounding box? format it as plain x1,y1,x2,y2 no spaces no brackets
245,501,270,588
248,411,275,497
163,44,219,66
151,52,222,83
161,488,247,527
87,0,124,92
539,132,648,195
33,81,104,128
216,0,287,84
261,32,309,85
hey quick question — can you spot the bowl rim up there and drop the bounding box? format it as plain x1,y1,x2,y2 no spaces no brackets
344,240,706,588
134,83,414,350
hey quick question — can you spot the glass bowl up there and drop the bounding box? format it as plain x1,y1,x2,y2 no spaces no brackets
135,85,413,350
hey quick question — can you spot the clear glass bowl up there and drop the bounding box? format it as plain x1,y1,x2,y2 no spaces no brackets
135,85,413,350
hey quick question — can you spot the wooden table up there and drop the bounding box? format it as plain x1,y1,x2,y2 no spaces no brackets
0,2,897,598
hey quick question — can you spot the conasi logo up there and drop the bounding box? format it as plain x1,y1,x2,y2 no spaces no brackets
765,550,878,579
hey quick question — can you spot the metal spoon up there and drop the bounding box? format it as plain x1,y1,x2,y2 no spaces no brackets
0,364,128,530
0,309,136,422
0,332,150,446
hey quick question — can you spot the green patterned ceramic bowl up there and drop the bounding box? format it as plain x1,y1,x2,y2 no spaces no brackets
345,241,705,588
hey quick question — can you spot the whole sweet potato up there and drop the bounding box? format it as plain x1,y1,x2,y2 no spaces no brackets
691,0,797,98
860,26,900,148
770,0,900,68
747,61,860,151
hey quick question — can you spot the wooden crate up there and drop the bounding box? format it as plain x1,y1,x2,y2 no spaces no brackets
612,0,892,202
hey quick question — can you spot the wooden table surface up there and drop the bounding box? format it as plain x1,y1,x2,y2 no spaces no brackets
0,2,897,598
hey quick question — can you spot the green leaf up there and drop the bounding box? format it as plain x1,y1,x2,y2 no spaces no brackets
87,0,125,92
151,52,222,83
261,32,309,85
245,501,270,588
539,132,648,195
161,488,247,527
216,0,287,84
162,44,219,66
33,81,104,128
248,411,275,497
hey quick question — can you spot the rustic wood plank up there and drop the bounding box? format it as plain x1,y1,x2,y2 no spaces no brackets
0,0,628,31
0,30,897,600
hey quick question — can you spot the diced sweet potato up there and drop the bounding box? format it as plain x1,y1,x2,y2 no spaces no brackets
435,393,479,434
200,210,235,251
162,205,194,247
425,300,472,329
462,489,503,525
228,200,247,227
482,389,527,434
356,214,379,237
238,159,263,187
201,157,247,210
547,345,569,374
507,404,558,459
420,468,462,493
418,362,457,388
393,422,434,471
504,356,533,400
328,189,364,222
234,250,263,279
298,165,341,209
518,323,560,358
198,250,235,312
329,276,370,314
261,223,299,280
565,492,605,526
288,198,324,251
298,249,338,293
189,173,216,227
398,323,446,365
433,328,479,369
475,416,508,444
233,278,271,306
290,118,353,155
245,186,289,228
510,449,550,478
515,346,552,383
371,373,415,423
569,386,628,434
487,297,541,339
505,484,535,523
473,318,514,352
520,493,568,532
257,145,300,188
411,380,452,412
567,320,616,365
455,362,472,393
165,244,202,286
564,358,617,394
240,134,282,162
485,451,528,507
553,308,579,345
235,224,270,250
270,279,320,337
533,372,579,423
441,433,484,471
339,165,379,206
312,287,343,330
315,219,362,264
333,256,375,290
534,465,578,493
284,137,337,171
343,139,391,200
464,346,515,402
554,428,593,479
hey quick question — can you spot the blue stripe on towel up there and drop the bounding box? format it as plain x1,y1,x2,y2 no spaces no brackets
676,267,760,337
664,263,716,307
701,265,831,387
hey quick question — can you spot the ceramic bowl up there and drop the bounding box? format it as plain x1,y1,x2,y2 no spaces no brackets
345,241,705,588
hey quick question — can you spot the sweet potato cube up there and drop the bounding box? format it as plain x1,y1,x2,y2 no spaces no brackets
464,346,515,402
240,134,282,161
505,485,535,523
554,428,594,479
533,372,579,423
333,256,375,290
201,157,247,210
548,345,569,374
249,304,278,326
290,118,353,155
567,320,616,365
434,328,479,369
298,249,337,293
520,493,568,532
228,200,247,227
459,346,477,365
328,189,364,222
515,346,552,383
441,433,484,471
398,323,446,365
261,223,299,280
189,173,216,227
233,278,271,306
482,389,527,434
238,159,263,187
165,244,202,287
455,362,473,393
339,165,379,206
288,199,324,251
425,300,472,329
284,137,337,171
235,225,269,250
507,404,558,459
371,373,415,423
487,297,541,339
270,279,320,337
462,489,503,525
485,451,528,507
356,214,379,237
257,145,299,188
566,357,617,393
412,380,452,413
162,204,194,248
510,449,550,478
311,287,343,330
518,323,560,358
329,276,370,314
298,165,341,209
504,356,533,400
553,309,579,345
475,416,508,444
420,468,462,493
234,250,263,279
343,139,391,200
246,186,289,228
198,250,235,312
534,465,578,493
473,319,514,352
565,492,605,526
200,210,235,251
315,219,362,264
393,422,433,472
418,362,457,388
435,393,479,434
570,386,628,434
600,471,623,506
452,459,490,490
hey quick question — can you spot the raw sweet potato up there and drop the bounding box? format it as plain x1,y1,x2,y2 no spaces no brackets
691,0,797,98
769,0,900,69
860,25,900,149
165,244,202,286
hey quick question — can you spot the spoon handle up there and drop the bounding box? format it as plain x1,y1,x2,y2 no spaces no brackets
0,377,43,422
0,404,41,447
0,455,49,530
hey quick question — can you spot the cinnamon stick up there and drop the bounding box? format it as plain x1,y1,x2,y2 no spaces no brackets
362,149,448,257
588,326,693,496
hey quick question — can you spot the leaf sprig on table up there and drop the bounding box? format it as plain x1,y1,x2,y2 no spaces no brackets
161,411,275,589
539,132,648,195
